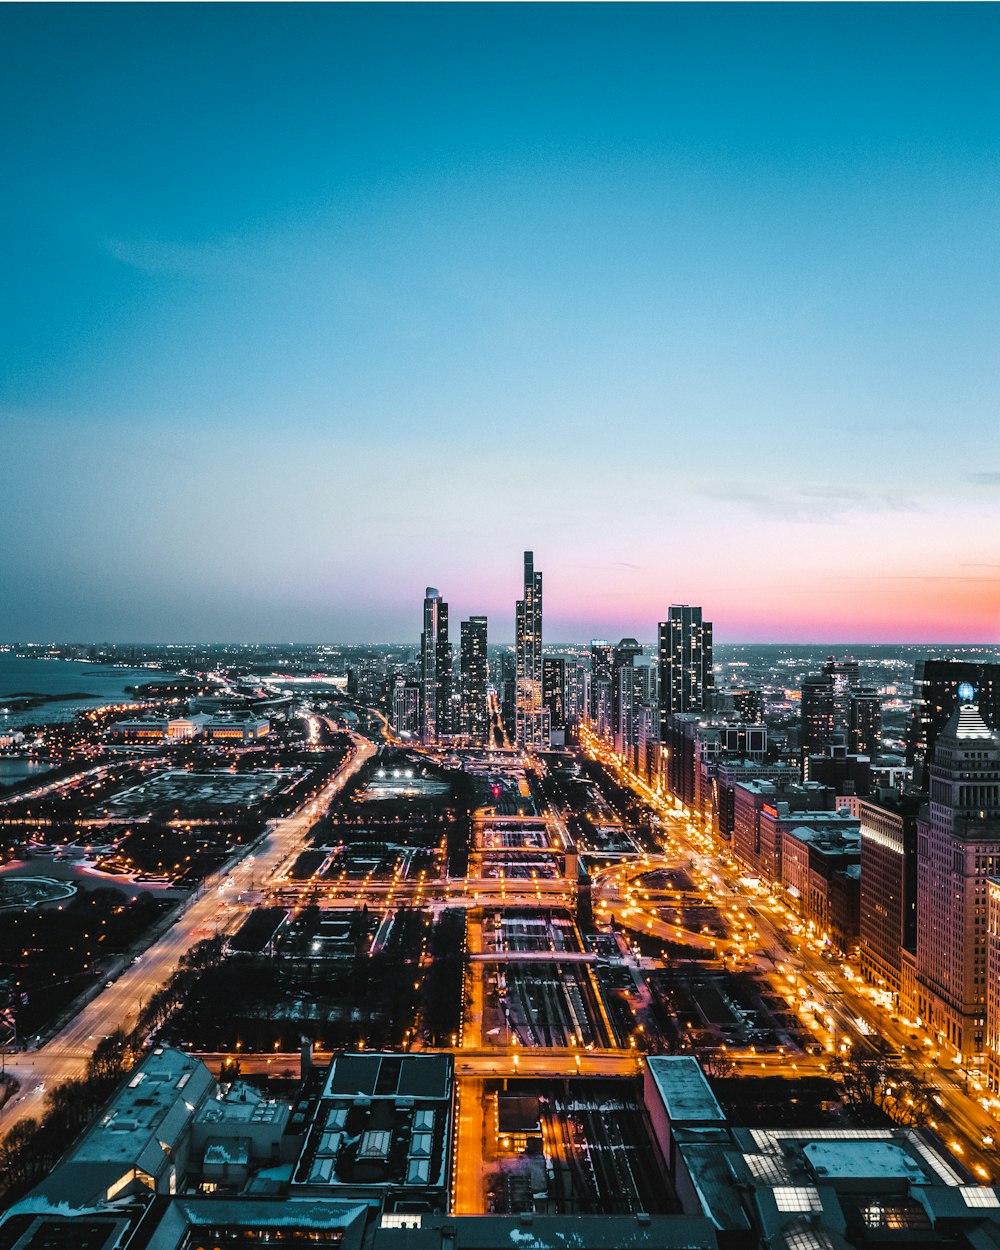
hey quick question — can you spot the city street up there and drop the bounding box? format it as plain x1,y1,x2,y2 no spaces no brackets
583,737,1000,1183
0,733,374,1135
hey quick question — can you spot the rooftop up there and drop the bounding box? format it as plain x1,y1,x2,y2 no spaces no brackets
645,1057,727,1125
322,1052,451,1101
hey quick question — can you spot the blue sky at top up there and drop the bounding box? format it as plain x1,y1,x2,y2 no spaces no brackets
2,3,998,642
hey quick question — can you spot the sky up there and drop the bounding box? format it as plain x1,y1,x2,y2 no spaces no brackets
1,2,999,645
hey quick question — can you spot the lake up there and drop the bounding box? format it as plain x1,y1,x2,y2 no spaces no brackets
0,655,179,727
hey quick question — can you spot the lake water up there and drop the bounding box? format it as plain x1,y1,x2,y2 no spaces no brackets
0,656,178,728
0,759,54,785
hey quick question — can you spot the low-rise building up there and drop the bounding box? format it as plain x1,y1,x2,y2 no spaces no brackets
292,1052,453,1213
713,760,799,842
16,1048,216,1208
731,781,833,883
779,821,861,952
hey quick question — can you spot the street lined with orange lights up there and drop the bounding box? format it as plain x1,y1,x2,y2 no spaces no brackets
578,727,1000,1182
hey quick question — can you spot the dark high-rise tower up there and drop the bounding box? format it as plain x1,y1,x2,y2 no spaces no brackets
589,640,613,724
542,657,566,731
657,605,713,735
850,688,881,758
460,616,489,742
612,638,642,752
802,658,881,770
420,587,449,742
436,600,453,735
801,674,837,762
515,551,545,745
908,659,1000,787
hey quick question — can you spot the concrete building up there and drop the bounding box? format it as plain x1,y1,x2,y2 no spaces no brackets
640,1054,1000,1250
191,1080,294,1188
859,792,920,1002
391,677,421,738
202,717,270,744
779,823,861,952
713,760,799,842
914,702,1000,1060
614,664,641,765
988,877,1000,1094
420,587,450,742
802,660,881,775
731,780,834,882
806,743,872,798
589,640,613,724
542,656,566,734
21,1048,216,1207
292,1052,453,1212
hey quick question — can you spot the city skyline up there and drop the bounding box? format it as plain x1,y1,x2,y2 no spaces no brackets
2,4,999,644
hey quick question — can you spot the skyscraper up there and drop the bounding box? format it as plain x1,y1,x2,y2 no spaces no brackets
460,616,488,742
801,674,837,763
913,700,1000,1060
849,687,881,758
612,638,643,752
908,659,1000,787
420,587,449,742
515,551,546,745
589,640,613,725
391,676,422,738
657,605,713,735
802,659,881,770
542,657,566,731
436,599,454,735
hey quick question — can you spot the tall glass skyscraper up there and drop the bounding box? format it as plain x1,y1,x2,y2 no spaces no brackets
515,551,546,745
420,587,450,742
657,605,713,735
460,616,489,741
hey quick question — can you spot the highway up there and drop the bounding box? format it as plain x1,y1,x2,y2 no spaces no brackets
0,733,375,1135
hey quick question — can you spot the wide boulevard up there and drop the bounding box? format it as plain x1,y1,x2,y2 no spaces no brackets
0,733,375,1135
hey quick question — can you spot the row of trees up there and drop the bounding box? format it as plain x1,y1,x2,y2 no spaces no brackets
828,1044,936,1127
0,936,225,1203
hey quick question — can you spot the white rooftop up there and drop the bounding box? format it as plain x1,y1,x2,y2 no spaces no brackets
804,1140,924,1183
646,1056,727,1123
73,1047,215,1178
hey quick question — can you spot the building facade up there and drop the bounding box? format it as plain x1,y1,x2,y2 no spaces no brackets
658,606,713,735
459,616,488,741
908,659,1000,787
420,588,450,742
515,551,546,745
542,656,566,732
913,702,1000,1060
858,793,920,1002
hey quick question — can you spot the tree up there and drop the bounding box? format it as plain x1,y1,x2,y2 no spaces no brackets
829,1044,932,1127
0,1117,41,1190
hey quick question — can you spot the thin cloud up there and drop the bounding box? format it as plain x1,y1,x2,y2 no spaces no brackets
103,235,250,278
698,486,923,525
970,470,1000,486
854,574,999,584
